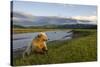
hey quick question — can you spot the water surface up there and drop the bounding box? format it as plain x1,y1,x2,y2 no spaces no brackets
13,30,73,50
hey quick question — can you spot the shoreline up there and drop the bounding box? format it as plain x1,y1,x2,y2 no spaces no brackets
12,29,96,58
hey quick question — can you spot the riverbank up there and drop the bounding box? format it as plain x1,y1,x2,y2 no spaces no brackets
12,29,97,66
13,28,69,34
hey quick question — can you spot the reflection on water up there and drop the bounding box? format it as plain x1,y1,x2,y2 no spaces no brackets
13,30,73,50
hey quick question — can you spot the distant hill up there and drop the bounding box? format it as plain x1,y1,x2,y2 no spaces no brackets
13,25,25,28
12,11,97,29
12,12,95,26
13,24,97,29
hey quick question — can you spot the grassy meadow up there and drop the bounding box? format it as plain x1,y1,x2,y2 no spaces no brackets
12,29,97,66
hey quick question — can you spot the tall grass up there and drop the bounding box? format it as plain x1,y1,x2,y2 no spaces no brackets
12,29,97,66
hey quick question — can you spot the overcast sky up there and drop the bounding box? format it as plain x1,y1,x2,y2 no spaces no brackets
12,1,97,25
13,1,97,17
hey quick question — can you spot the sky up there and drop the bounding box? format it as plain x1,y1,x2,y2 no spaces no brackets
12,1,97,26
13,1,97,17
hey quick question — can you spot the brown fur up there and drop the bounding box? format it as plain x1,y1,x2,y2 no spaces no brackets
32,32,48,53
23,32,48,57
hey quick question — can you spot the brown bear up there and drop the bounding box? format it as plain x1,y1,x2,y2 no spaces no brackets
23,32,48,57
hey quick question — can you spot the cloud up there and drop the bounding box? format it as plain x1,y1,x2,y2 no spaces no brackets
68,4,76,7
12,11,34,22
13,17,33,22
13,11,34,19
72,15,97,21
63,4,75,7
93,11,97,15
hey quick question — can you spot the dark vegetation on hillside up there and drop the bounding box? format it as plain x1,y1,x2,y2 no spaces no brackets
13,24,97,29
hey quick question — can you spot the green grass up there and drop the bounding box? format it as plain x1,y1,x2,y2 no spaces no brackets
12,29,97,66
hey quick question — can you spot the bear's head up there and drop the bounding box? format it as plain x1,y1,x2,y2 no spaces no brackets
37,32,48,41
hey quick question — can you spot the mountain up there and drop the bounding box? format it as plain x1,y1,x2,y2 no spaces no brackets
12,12,94,27
13,25,25,28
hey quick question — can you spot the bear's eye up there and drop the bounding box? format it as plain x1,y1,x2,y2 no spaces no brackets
38,34,42,38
